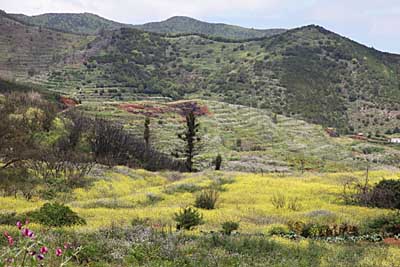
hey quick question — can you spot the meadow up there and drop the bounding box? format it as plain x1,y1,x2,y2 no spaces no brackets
1,168,398,231
2,168,400,266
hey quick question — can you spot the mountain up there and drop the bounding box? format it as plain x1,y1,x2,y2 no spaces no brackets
9,12,130,35
133,16,286,39
0,11,399,134
0,11,87,80
8,12,286,39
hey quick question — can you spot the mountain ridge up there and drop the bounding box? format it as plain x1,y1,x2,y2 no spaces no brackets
134,15,286,39
7,11,286,39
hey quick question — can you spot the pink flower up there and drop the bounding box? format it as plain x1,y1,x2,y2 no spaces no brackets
22,228,34,238
3,232,14,246
40,246,48,254
63,242,70,249
56,248,62,257
8,237,14,246
37,254,45,260
16,221,22,229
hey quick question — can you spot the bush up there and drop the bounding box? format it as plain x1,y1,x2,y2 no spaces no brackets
288,221,359,238
28,203,86,227
221,221,239,235
271,193,286,209
366,213,400,236
195,190,219,210
369,180,400,209
268,224,290,236
174,207,203,230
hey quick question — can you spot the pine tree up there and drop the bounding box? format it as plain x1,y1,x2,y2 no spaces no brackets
175,110,202,172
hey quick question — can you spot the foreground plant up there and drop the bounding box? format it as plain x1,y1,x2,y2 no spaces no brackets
174,207,204,230
0,220,81,267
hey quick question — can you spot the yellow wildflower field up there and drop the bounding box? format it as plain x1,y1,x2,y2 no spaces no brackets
1,167,398,233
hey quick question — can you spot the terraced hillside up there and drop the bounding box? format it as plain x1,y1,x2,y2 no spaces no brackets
77,99,400,172
0,11,91,80
34,26,400,134
1,11,400,134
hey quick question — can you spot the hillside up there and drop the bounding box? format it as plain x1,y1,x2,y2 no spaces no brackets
0,11,91,80
1,11,400,134
9,12,130,35
32,26,400,133
8,12,286,39
134,16,286,39
78,99,400,172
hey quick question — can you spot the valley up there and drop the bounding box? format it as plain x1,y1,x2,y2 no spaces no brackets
0,8,400,267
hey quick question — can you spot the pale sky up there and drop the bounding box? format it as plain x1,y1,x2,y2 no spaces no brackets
1,0,399,53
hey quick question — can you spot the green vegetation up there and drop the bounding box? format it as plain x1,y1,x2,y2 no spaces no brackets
221,221,240,235
174,207,204,230
135,16,286,40
194,189,219,210
9,12,285,39
9,12,129,35
28,203,86,227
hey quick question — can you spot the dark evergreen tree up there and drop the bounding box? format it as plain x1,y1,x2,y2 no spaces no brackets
175,110,202,172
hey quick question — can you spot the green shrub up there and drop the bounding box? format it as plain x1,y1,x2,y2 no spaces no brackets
287,221,306,235
28,203,86,227
221,221,239,235
195,189,219,210
268,224,290,236
174,207,203,230
370,180,400,209
288,221,359,238
366,213,400,236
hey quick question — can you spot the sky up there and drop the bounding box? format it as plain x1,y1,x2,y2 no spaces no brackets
1,0,400,53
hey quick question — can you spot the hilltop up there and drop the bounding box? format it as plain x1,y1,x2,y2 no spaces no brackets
134,16,286,39
8,12,285,39
9,12,130,35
